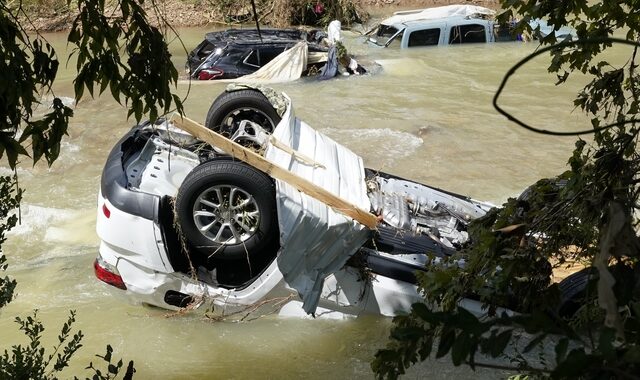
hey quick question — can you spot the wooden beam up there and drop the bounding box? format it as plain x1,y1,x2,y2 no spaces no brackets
170,115,379,229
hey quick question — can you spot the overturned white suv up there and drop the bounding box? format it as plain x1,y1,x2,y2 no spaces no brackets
94,86,578,319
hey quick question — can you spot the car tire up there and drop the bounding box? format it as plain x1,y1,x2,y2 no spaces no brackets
175,159,279,262
205,89,282,137
556,267,596,317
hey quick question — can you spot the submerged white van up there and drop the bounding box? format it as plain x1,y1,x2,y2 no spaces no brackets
366,5,574,48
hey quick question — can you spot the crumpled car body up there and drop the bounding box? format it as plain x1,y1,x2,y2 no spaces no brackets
94,87,494,318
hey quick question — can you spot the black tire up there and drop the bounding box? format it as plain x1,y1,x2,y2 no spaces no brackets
205,89,281,138
557,267,596,318
175,160,279,262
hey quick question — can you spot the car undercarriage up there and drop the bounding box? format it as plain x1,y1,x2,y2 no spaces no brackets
96,87,570,319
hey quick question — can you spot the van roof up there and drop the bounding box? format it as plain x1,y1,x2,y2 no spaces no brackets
380,5,495,28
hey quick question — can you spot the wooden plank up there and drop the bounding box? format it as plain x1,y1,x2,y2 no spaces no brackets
170,115,379,229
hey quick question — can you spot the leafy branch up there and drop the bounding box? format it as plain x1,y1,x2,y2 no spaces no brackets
0,0,184,169
0,175,20,308
68,0,183,123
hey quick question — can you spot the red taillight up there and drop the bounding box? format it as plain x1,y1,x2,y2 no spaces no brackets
102,203,111,218
94,259,127,290
198,68,224,80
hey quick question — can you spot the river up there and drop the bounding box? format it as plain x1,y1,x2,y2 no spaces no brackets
0,24,619,379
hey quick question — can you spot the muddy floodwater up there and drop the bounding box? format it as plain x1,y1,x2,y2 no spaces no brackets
1,25,628,379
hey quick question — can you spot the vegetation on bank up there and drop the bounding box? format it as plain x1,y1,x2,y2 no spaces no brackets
13,0,371,31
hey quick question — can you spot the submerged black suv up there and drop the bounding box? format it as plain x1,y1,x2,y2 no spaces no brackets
186,28,327,80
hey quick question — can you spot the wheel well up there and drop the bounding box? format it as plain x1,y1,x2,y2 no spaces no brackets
158,194,280,288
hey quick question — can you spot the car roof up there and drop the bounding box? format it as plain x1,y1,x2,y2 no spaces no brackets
400,16,490,29
380,5,495,30
204,28,309,44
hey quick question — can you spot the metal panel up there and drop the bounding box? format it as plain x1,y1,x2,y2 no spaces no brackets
265,98,372,314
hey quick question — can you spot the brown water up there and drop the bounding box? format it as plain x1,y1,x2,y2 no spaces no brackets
1,27,625,378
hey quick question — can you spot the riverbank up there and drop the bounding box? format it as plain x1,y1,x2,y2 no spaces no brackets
23,0,501,32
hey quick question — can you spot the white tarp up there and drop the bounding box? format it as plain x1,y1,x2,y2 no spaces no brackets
236,41,308,83
264,95,371,314
381,4,495,26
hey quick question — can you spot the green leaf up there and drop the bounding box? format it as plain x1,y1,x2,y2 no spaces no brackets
99,76,109,95
390,326,425,342
109,80,121,104
104,345,112,362
74,74,85,101
412,303,434,323
0,133,29,169
436,328,455,359
490,329,512,358
454,306,483,334
417,334,433,360
451,332,472,366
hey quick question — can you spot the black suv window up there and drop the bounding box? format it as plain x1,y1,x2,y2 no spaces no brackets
408,28,441,47
190,41,216,61
449,24,486,44
243,47,287,68
244,50,260,67
260,47,286,65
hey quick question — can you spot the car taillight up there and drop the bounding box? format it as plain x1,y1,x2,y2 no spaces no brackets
94,257,127,290
198,67,224,80
102,203,111,218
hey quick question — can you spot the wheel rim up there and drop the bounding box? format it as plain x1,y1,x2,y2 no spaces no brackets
218,107,275,136
192,184,260,245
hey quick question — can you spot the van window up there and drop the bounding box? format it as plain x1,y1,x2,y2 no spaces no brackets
370,25,403,47
449,24,486,44
377,25,399,38
408,28,441,47
494,23,518,42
